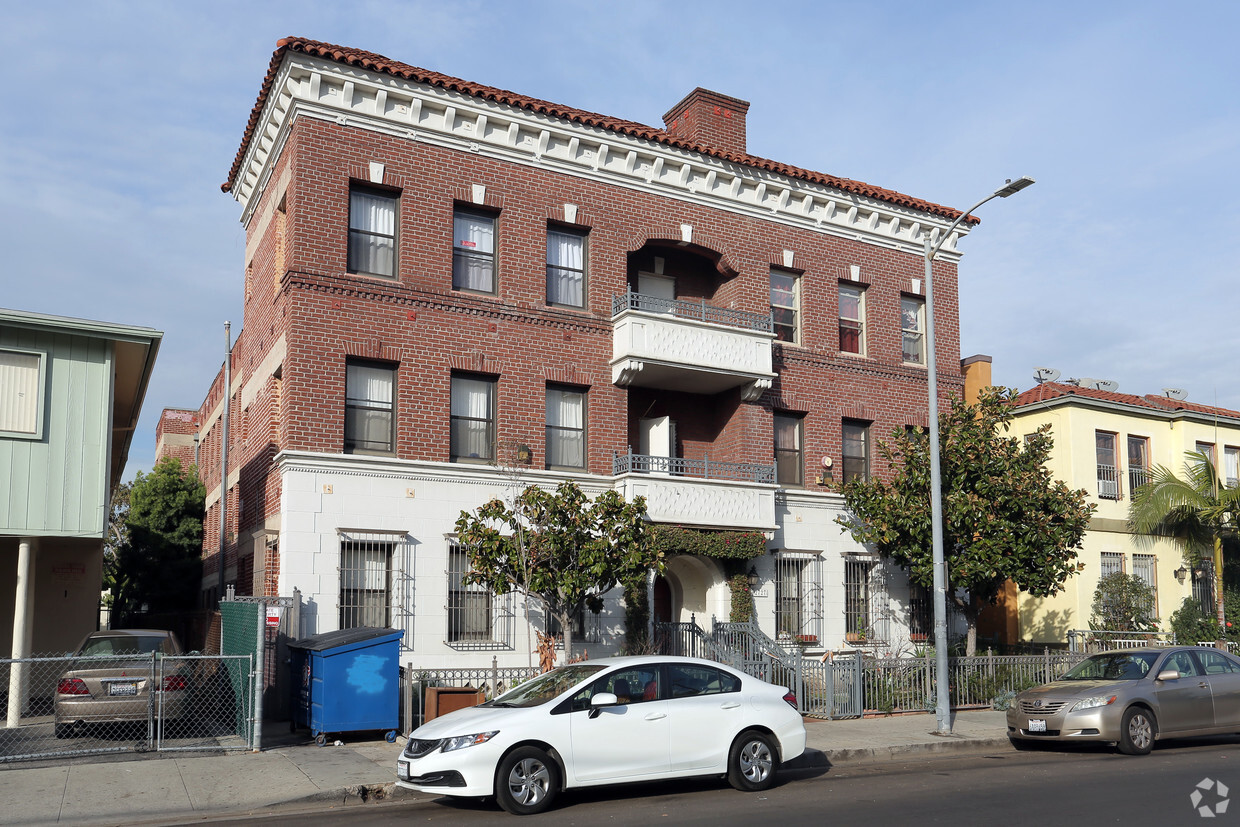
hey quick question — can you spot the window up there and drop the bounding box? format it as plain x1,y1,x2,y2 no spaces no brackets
1100,552,1125,578
453,209,496,293
1096,431,1120,499
908,583,932,641
842,420,869,483
1194,565,1216,618
1132,554,1157,616
1226,447,1240,488
547,228,586,307
348,186,397,277
668,663,740,697
774,553,822,643
339,539,392,628
448,544,492,643
566,665,662,710
0,348,44,438
1197,441,1217,469
344,361,395,454
450,375,496,462
545,385,585,469
1198,650,1240,675
838,285,864,354
548,604,601,645
901,297,925,365
774,414,803,486
1128,435,1150,492
770,270,799,343
845,558,874,641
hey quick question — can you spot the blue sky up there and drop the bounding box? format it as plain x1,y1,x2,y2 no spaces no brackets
3,1,1238,480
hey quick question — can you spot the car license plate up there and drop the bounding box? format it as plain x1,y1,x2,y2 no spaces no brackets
397,760,410,780
1028,719,1047,733
109,682,138,696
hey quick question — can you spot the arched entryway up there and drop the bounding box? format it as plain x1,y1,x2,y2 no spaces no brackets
659,555,729,626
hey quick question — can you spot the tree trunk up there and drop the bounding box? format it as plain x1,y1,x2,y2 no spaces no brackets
557,610,574,666
964,596,980,657
1215,535,1226,639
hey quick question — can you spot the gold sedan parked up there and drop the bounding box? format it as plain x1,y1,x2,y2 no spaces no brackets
1007,646,1240,755
54,629,188,738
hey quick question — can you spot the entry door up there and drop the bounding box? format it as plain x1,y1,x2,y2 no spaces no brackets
638,273,676,313
639,416,675,474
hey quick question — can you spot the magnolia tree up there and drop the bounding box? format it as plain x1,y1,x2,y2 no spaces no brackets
838,387,1095,654
454,481,661,662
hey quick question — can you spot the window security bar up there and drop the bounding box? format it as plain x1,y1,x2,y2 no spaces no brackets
613,450,775,484
1096,464,1121,500
611,290,773,333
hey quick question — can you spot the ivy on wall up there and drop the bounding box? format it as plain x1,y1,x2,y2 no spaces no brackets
728,573,755,622
648,525,767,560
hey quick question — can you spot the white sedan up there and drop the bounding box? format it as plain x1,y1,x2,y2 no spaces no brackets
395,655,806,815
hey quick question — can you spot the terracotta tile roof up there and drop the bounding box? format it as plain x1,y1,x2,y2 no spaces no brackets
1013,382,1240,420
223,37,978,226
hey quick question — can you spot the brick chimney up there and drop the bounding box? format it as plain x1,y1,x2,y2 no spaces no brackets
662,88,750,155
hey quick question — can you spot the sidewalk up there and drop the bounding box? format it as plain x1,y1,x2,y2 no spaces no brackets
0,710,1010,825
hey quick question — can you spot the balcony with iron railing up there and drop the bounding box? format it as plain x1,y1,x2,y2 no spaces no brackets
1096,463,1121,500
610,290,776,400
612,449,777,530
1128,466,1151,493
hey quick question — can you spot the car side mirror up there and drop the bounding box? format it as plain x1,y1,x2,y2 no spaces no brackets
1156,670,1180,682
588,692,618,719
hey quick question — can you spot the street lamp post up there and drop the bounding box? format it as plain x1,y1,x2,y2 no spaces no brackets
926,176,1034,735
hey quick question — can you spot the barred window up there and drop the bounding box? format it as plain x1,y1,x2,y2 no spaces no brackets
845,558,874,642
908,582,932,641
340,538,393,628
1132,554,1157,616
774,553,822,644
447,544,513,648
548,603,601,645
1100,552,1125,578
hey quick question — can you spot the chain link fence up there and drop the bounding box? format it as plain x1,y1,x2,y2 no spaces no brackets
1,652,253,763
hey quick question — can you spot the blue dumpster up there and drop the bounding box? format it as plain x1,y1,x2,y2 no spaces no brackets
290,626,403,745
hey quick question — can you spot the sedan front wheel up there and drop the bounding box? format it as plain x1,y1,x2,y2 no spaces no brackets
1118,706,1155,755
496,746,558,815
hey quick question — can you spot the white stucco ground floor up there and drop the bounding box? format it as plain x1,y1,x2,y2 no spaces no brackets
216,451,945,669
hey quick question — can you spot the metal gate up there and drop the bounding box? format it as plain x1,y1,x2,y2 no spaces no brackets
0,653,253,763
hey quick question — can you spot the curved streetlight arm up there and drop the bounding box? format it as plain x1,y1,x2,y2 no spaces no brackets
924,175,1034,736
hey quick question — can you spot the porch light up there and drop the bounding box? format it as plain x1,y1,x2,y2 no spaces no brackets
1175,566,1188,583
747,566,760,588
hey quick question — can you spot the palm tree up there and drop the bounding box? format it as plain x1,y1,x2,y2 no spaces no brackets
1128,451,1240,633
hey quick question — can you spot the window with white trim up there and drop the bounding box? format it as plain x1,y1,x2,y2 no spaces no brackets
453,209,496,293
1100,552,1125,578
1128,435,1150,492
0,348,43,437
901,296,925,365
344,360,395,454
844,558,875,642
545,385,585,469
1132,554,1157,617
348,186,397,278
1226,446,1239,488
770,270,799,343
547,228,586,307
774,413,803,486
1096,431,1120,500
838,284,865,355
842,420,869,483
451,375,496,462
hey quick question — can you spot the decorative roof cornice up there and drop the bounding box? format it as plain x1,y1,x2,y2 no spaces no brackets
225,38,979,258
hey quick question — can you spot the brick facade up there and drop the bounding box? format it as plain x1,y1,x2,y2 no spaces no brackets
176,39,969,662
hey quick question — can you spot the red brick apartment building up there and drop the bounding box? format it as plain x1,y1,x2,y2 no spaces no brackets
162,37,978,666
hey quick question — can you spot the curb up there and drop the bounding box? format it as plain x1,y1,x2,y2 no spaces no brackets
820,737,1014,765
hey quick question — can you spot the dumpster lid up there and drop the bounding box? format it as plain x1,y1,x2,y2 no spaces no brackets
290,626,404,651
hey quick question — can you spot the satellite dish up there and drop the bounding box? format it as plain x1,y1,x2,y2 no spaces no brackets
1096,380,1120,392
1033,367,1060,383
1066,377,1089,387
1163,388,1188,401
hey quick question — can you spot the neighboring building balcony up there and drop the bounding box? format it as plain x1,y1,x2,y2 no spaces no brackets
1097,463,1121,500
610,291,776,400
612,450,777,530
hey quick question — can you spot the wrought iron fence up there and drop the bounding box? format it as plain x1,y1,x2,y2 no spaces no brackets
612,450,775,483
612,290,773,333
0,653,253,763
861,651,1085,714
400,664,540,733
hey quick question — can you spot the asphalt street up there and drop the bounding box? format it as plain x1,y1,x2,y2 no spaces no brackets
202,737,1240,826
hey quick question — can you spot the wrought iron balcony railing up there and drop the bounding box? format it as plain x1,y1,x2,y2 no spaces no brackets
1097,463,1121,500
613,450,775,484
611,290,773,333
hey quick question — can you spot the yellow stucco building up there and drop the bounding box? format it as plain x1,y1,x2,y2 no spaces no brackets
1001,376,1240,644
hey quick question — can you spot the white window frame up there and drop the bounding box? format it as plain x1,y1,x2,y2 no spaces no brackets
453,209,497,294
770,270,800,344
838,284,865,355
447,542,514,649
1226,446,1240,488
773,551,823,645
901,296,925,365
338,536,393,629
1096,431,1120,500
0,347,46,440
546,227,586,308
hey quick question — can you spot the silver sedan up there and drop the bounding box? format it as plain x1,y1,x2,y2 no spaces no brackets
1007,646,1240,754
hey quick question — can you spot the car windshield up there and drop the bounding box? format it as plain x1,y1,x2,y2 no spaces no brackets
79,635,166,656
1060,652,1158,681
491,664,608,708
